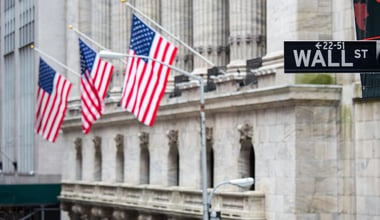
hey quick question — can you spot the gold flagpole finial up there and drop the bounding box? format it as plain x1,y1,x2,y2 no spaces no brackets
121,0,126,3
30,44,34,49
68,25,73,30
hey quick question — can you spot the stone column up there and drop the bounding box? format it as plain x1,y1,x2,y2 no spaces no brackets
193,0,229,75
227,0,266,75
66,0,88,101
109,0,134,100
79,1,92,37
91,0,111,48
161,0,193,92
135,0,161,26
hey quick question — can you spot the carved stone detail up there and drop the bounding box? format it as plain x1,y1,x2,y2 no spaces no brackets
91,207,112,218
72,204,91,218
74,137,82,152
195,46,228,55
166,129,178,147
206,127,213,144
139,132,149,148
114,134,124,152
229,34,264,45
60,203,71,212
112,210,126,220
93,136,101,152
238,123,253,144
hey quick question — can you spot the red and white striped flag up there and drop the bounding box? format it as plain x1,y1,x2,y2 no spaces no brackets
121,14,177,126
79,38,114,134
35,58,72,143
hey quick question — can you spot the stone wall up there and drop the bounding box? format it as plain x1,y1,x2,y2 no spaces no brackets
60,82,343,220
57,1,380,220
354,100,380,219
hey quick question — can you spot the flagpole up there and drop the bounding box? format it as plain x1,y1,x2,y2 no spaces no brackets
68,25,127,65
99,51,202,80
121,0,226,75
32,45,81,78
68,25,107,50
99,50,209,220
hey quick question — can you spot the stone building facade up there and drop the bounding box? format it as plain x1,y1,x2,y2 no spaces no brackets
58,1,380,220
1,0,379,220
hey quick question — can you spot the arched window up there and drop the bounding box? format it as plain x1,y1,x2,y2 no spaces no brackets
74,138,82,181
115,134,124,183
238,124,255,190
140,147,150,184
139,132,150,184
206,127,214,188
93,136,102,181
238,143,255,190
167,129,179,186
207,146,214,188
168,147,179,186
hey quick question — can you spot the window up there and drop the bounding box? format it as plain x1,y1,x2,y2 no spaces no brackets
74,138,82,181
167,130,179,186
238,143,255,190
115,134,124,183
168,146,179,186
140,147,150,184
207,145,214,188
238,124,255,190
206,127,214,188
139,132,149,184
93,136,102,181
4,0,15,54
18,0,34,47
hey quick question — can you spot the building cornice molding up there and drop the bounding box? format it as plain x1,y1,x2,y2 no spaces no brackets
61,85,342,132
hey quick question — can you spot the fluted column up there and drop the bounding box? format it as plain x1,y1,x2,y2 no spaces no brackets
161,0,193,92
227,0,266,74
135,0,161,26
66,0,88,101
91,0,111,48
109,0,134,99
79,1,92,37
193,0,229,75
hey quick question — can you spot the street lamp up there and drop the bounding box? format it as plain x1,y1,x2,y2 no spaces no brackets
208,177,254,220
100,50,210,220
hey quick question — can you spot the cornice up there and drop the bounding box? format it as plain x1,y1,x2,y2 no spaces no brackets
61,85,342,132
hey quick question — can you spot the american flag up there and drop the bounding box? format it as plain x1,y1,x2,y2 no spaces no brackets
79,38,114,134
121,14,177,126
35,58,72,143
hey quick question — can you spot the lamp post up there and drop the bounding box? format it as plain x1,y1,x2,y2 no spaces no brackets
99,51,210,220
208,177,254,220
